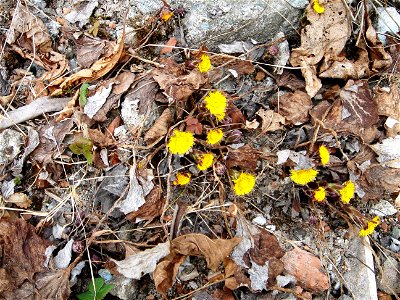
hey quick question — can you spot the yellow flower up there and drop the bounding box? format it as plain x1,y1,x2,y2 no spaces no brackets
197,153,214,170
233,172,256,196
314,187,326,202
319,145,330,166
161,10,174,21
339,180,355,204
206,129,224,145
204,91,227,121
359,216,380,237
290,169,318,185
167,130,195,155
198,54,212,73
173,172,191,186
313,0,325,14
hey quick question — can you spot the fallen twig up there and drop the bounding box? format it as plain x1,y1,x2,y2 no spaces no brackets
0,96,71,129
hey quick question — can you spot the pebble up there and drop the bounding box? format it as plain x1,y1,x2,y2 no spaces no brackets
370,200,397,217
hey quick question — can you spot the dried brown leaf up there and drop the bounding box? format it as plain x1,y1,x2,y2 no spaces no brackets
113,71,136,95
226,144,260,171
374,84,400,121
290,0,351,97
126,186,164,221
185,116,203,135
277,71,306,92
144,108,173,144
160,37,177,55
273,91,312,125
88,128,115,147
154,234,241,296
0,218,51,294
256,108,285,133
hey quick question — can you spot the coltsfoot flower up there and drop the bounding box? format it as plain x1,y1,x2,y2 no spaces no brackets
319,145,330,166
206,129,224,145
167,130,194,155
339,180,355,204
204,91,227,121
198,54,212,73
173,172,191,186
233,172,256,196
314,187,326,202
313,0,325,14
359,216,380,237
290,169,318,185
197,153,214,170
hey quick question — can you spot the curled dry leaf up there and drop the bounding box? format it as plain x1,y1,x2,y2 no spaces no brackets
272,91,312,125
113,71,136,95
4,192,32,208
370,135,400,168
160,37,177,55
154,234,241,296
144,108,173,144
256,108,285,133
126,186,164,221
59,22,125,91
152,59,207,103
226,144,261,171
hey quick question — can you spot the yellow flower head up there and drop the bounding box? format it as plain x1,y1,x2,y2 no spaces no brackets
173,172,191,186
233,172,256,196
206,129,224,145
319,145,330,166
161,10,174,21
359,216,380,237
313,0,325,14
339,180,355,204
196,153,214,170
204,91,227,121
198,54,212,73
290,169,318,185
314,187,326,202
167,130,195,155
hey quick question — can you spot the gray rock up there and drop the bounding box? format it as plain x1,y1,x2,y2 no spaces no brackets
378,256,400,294
171,0,303,49
109,275,138,300
343,237,378,300
375,7,400,45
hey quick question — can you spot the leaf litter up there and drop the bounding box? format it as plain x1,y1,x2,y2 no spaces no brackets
0,1,399,299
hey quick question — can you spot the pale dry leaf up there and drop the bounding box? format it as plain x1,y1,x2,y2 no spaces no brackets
74,34,110,68
5,193,32,208
144,108,173,144
256,108,285,133
154,234,241,296
53,240,74,269
126,186,164,222
65,0,99,27
370,135,400,168
274,91,312,125
84,82,114,118
226,144,260,171
290,0,351,97
112,241,170,280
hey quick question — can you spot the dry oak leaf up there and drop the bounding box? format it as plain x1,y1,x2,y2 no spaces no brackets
144,108,173,144
290,0,351,97
256,108,285,133
0,218,51,294
272,91,312,125
59,23,125,91
154,234,241,296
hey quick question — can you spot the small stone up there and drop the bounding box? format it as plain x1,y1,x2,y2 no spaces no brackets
276,274,296,288
252,215,267,226
0,129,24,164
109,275,138,300
370,200,397,217
281,248,329,293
